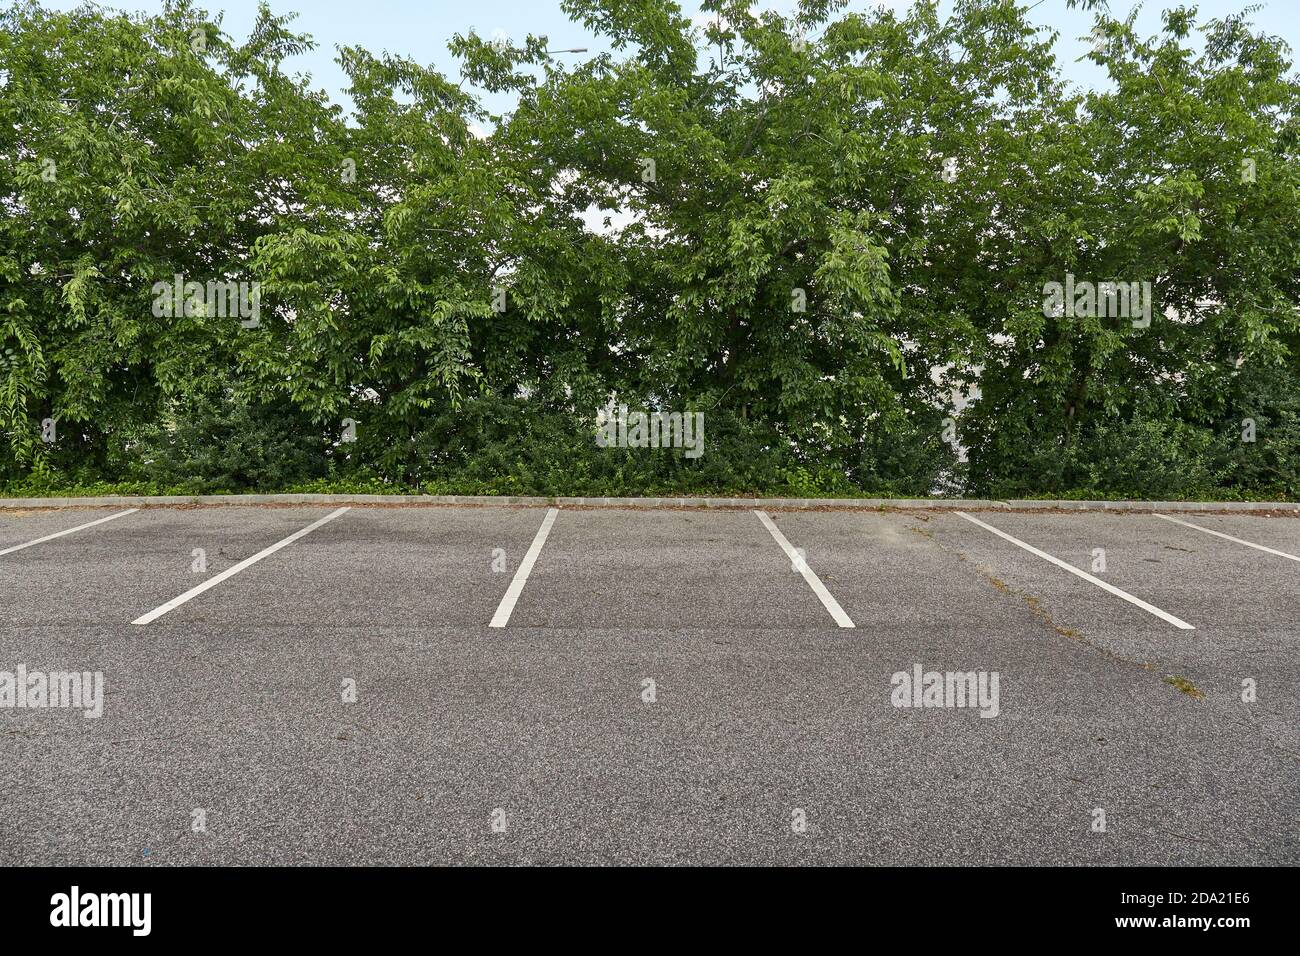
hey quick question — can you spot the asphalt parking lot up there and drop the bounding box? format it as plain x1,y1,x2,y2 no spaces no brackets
1,503,1296,865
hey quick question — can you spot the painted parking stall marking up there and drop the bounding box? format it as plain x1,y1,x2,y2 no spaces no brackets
132,507,351,625
489,507,559,628
0,508,139,557
754,510,855,628
1154,513,1300,563
954,511,1195,630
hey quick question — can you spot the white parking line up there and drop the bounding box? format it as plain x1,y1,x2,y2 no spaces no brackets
132,507,350,625
1155,513,1300,563
954,511,1195,630
0,509,139,557
489,507,558,628
754,511,855,628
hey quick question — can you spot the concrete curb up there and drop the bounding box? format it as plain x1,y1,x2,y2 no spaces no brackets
0,493,1296,512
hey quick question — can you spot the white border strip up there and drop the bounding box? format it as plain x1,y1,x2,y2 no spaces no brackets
754,510,855,628
132,507,351,625
954,511,1194,630
489,507,558,628
0,509,139,557
1155,513,1300,563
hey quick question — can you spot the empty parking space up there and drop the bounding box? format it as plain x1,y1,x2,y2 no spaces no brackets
131,507,555,629
954,511,1195,629
0,507,342,628
955,512,1298,633
762,510,1073,632
925,512,1248,635
133,508,351,624
502,509,838,630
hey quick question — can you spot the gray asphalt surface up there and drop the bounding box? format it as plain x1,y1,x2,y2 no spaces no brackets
1,504,1296,865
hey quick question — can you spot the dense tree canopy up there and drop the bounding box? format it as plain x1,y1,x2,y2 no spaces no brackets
1,0,1296,498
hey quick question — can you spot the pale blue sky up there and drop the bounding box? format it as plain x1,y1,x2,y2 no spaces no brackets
38,0,1300,115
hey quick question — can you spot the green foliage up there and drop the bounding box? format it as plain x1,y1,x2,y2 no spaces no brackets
1204,362,1300,498
119,391,329,493
1,1,1296,500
